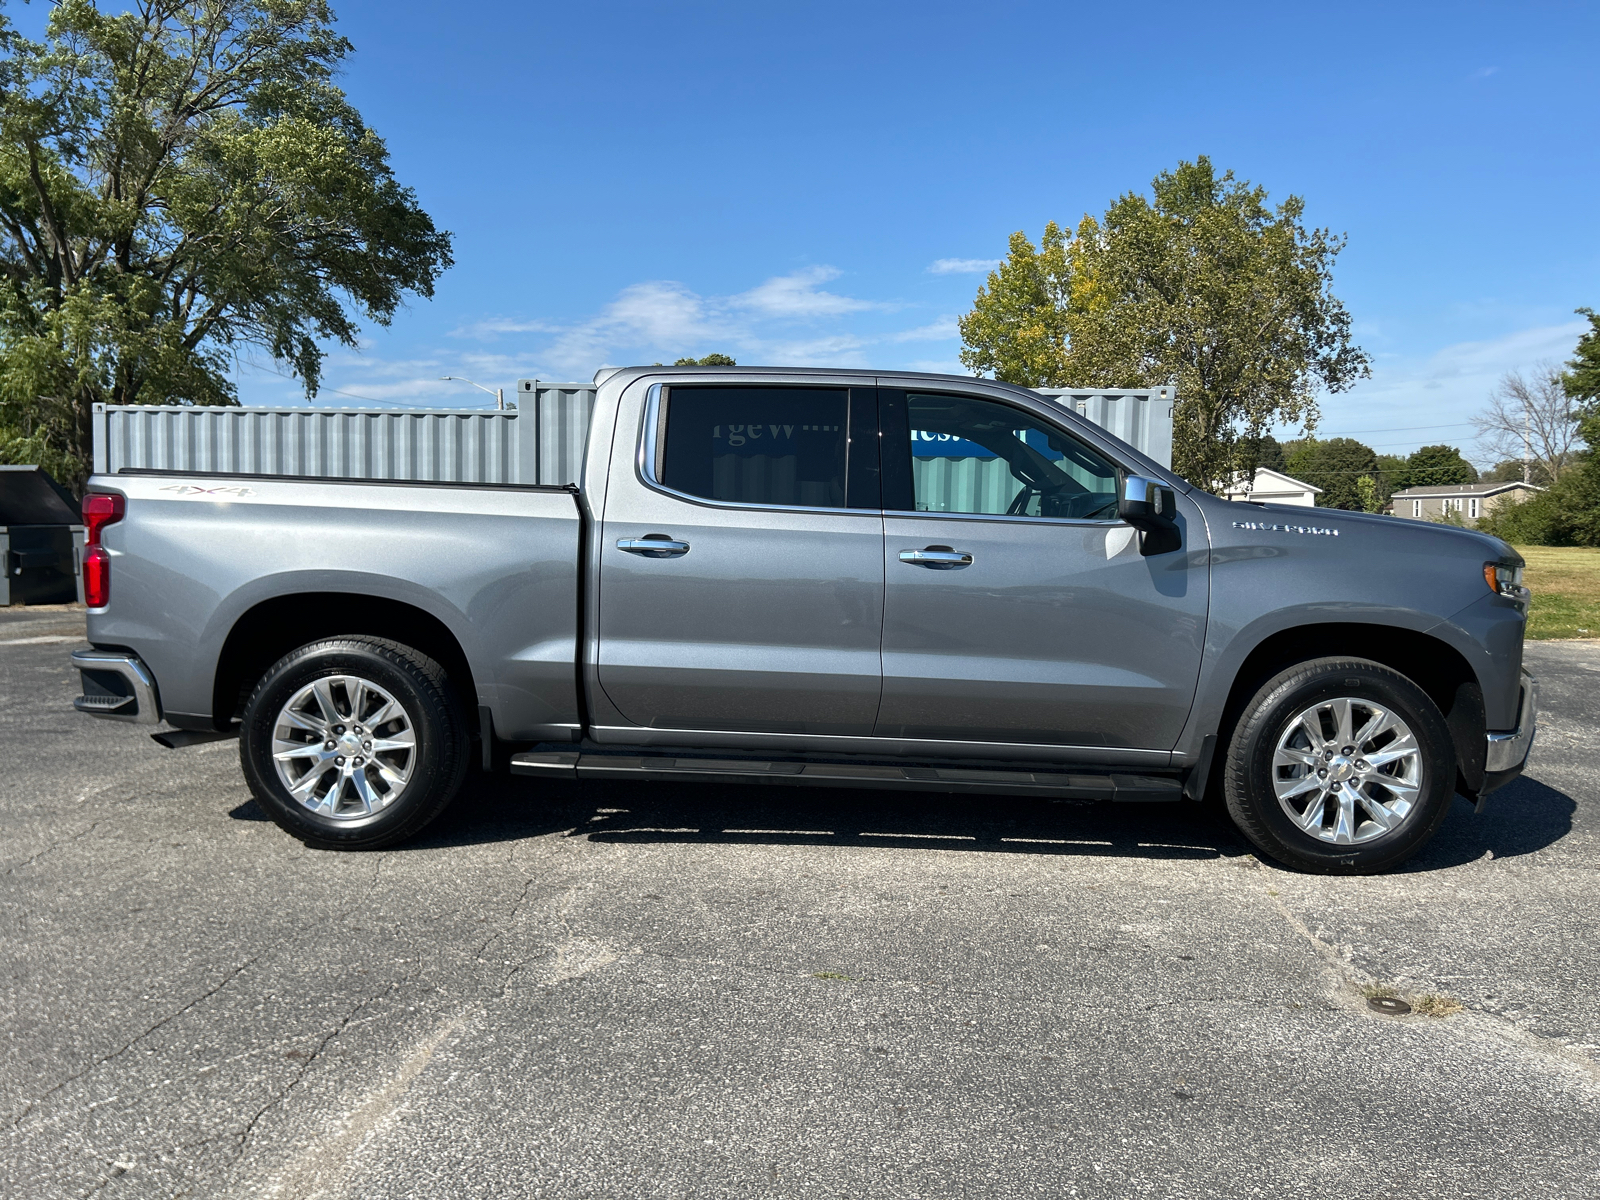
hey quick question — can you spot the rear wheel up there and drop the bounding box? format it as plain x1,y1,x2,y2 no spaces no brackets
240,637,469,849
1223,658,1457,874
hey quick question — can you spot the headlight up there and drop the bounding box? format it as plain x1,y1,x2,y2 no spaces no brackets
1484,561,1525,597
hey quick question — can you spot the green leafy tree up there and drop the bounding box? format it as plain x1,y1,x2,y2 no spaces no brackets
1564,308,1600,405
1283,436,1382,511
0,0,453,491
1238,433,1285,474
1354,474,1384,514
1062,157,1369,490
1404,444,1478,487
957,224,1072,388
1484,457,1555,486
1375,453,1410,495
673,353,737,366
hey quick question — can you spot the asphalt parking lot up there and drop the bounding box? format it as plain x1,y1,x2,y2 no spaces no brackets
4,607,1599,1200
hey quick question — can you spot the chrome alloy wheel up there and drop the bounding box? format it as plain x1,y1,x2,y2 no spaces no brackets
270,675,416,819
1272,696,1425,845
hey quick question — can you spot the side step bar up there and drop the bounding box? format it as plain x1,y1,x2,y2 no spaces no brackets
510,750,1181,802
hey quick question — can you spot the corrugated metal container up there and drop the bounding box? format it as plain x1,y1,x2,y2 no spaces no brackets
93,380,595,486
92,380,1171,486
1035,387,1174,470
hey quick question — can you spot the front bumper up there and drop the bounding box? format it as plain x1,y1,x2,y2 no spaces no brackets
1481,670,1536,795
71,649,163,725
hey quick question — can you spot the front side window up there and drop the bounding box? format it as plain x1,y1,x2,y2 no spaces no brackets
886,391,1119,520
657,387,848,508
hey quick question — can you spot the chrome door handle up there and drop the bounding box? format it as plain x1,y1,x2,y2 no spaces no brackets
617,537,690,558
899,547,973,569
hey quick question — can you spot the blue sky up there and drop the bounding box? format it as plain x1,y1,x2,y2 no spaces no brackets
118,3,1600,458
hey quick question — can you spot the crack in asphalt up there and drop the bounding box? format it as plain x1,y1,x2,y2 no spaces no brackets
1,820,101,876
9,849,394,1134
1259,868,1600,1087
6,957,260,1130
221,985,398,1174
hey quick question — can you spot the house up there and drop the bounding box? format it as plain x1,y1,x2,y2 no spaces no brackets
1387,480,1544,522
1223,467,1322,507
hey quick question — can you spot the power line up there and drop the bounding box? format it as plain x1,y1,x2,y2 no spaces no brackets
237,359,489,409
1313,420,1477,437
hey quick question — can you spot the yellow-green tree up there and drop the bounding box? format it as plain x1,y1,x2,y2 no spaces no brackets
957,224,1072,388
959,158,1370,491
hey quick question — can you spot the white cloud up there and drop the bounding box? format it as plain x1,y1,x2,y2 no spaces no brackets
928,258,1000,275
733,266,885,318
887,317,960,342
244,263,979,407
901,358,970,376
450,317,561,339
1289,318,1588,459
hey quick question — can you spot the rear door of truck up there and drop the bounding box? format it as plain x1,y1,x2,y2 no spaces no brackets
593,381,884,736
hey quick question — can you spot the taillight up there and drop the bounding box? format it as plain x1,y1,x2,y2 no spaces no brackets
82,493,124,609
83,546,111,608
83,492,124,543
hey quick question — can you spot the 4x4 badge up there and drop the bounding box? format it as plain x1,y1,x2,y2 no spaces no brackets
159,484,256,498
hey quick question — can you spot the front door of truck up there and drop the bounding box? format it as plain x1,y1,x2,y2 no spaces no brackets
595,382,885,736
873,389,1208,750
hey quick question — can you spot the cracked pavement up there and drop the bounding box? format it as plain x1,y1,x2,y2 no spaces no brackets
3,607,1598,1198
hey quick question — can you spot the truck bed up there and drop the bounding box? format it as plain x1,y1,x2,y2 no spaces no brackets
88,473,584,740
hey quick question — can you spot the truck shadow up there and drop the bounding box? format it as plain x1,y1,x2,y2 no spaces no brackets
1402,776,1577,872
404,770,1576,870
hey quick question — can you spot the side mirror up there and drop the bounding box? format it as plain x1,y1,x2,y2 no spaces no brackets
1118,475,1182,556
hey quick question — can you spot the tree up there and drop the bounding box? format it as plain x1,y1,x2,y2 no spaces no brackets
1375,453,1410,494
1564,308,1600,406
1486,317,1600,547
1237,433,1285,474
1061,157,1369,490
1283,436,1381,511
0,1,453,491
673,353,736,366
1484,457,1554,486
1472,365,1583,484
957,224,1072,388
1404,444,1477,487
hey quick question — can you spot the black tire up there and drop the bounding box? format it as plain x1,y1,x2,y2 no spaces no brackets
240,637,469,849
1222,657,1457,875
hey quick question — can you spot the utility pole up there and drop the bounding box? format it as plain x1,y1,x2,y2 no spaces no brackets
1523,392,1531,484
439,376,505,410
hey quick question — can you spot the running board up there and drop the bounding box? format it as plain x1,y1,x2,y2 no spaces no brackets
509,750,1181,802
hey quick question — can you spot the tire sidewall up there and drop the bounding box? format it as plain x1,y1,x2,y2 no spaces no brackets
1227,660,1457,873
241,640,464,847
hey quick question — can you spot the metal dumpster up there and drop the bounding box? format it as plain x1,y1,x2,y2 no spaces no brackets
0,466,84,606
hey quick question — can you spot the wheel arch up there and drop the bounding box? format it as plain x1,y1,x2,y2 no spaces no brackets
212,593,480,734
1216,623,1486,798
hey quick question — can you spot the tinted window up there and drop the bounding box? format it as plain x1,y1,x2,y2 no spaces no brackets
659,387,848,508
901,392,1119,519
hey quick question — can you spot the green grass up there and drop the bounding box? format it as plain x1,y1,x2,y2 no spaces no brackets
1517,546,1600,640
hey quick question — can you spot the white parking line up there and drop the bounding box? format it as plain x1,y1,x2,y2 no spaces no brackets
0,635,82,645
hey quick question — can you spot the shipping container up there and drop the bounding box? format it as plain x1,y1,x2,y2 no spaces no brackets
92,379,1173,487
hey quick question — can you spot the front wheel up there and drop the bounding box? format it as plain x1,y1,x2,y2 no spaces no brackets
1223,657,1458,874
240,637,469,849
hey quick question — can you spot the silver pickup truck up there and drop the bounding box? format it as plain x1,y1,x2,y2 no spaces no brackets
69,366,1536,873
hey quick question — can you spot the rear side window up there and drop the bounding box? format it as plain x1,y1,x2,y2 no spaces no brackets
658,386,849,508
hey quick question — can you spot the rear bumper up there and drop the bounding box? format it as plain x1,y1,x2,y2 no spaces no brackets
1481,670,1536,795
71,649,163,725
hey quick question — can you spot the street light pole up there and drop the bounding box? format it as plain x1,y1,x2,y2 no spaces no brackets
439,376,505,410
